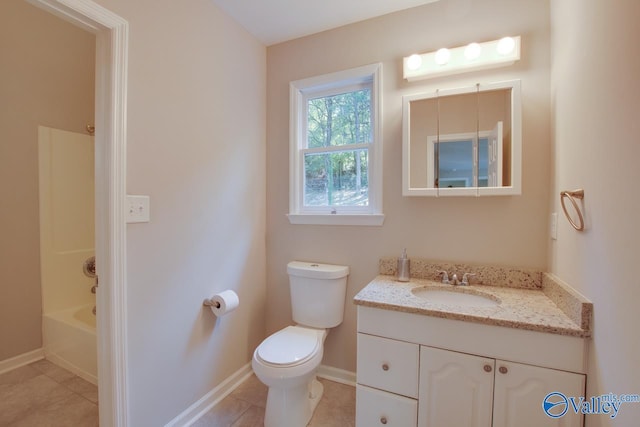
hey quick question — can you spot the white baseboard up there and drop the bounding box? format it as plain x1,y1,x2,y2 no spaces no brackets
0,348,45,375
165,362,253,427
317,364,356,387
45,353,98,385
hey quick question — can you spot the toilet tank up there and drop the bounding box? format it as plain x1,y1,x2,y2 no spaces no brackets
287,261,349,328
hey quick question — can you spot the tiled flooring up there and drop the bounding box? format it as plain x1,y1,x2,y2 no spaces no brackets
193,375,356,427
0,359,98,427
1,362,353,427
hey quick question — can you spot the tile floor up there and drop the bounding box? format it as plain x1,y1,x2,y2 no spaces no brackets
1,362,354,427
0,359,99,427
193,375,356,427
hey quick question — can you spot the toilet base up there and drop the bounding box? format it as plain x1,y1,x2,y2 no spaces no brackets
308,377,324,415
264,376,324,427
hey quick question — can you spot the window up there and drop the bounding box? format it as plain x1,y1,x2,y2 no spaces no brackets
288,64,384,226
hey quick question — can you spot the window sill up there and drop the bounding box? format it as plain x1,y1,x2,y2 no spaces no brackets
287,213,385,226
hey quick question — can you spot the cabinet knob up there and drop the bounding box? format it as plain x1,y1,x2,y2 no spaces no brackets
483,364,492,372
499,366,508,374
382,363,389,371
380,416,388,424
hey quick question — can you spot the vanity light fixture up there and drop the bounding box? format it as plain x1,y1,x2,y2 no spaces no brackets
406,54,422,71
434,48,451,65
496,36,516,55
403,36,521,81
464,42,482,61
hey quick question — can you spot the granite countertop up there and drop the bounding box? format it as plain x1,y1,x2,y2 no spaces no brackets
354,275,592,338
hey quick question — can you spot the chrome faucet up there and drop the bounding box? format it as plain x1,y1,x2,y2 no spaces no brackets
438,271,450,284
439,271,476,286
461,273,476,286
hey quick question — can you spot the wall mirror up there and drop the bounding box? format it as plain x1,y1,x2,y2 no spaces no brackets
402,80,521,196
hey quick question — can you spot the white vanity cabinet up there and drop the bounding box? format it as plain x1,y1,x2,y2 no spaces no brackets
491,358,585,427
418,346,494,426
356,333,419,426
419,346,585,427
356,306,588,427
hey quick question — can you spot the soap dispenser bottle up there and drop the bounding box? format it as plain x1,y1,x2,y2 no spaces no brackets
397,248,410,282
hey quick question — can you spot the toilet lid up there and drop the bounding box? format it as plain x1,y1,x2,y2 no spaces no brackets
257,326,320,366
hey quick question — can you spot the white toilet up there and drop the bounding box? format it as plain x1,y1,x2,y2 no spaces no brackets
252,261,349,427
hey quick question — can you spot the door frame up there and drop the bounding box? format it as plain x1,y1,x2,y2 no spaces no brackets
27,0,129,425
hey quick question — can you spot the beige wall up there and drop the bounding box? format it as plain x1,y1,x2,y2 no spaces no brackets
0,0,95,362
550,1,640,425
267,0,551,372
91,0,267,424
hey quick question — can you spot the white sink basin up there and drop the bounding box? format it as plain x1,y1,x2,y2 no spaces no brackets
411,287,500,307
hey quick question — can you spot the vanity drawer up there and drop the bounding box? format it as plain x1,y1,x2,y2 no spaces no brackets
357,333,419,398
356,384,417,427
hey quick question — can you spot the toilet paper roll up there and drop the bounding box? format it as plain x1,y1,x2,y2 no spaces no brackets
208,290,239,316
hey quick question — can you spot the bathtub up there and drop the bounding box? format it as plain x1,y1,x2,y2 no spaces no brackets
43,304,97,384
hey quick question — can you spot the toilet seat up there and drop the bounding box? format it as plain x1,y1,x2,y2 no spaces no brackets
256,326,322,367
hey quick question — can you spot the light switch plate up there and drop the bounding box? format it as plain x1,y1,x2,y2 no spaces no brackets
126,195,150,223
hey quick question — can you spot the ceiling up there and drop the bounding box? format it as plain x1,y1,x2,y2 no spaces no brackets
211,0,440,46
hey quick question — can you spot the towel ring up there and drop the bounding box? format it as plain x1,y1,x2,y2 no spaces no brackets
560,189,585,231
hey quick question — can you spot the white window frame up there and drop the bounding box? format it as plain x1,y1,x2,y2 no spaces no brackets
287,63,384,226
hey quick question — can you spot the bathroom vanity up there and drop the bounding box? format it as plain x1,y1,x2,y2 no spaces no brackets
353,264,592,427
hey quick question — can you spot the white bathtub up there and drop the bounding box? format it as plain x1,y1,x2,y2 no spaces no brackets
43,304,97,384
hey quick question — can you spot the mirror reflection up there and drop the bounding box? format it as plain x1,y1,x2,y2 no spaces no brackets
402,81,521,196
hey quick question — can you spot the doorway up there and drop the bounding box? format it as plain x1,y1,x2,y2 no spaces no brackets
0,0,127,422
0,0,99,423
28,0,129,425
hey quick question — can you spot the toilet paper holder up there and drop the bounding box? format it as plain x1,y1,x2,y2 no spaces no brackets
203,290,240,316
202,299,221,309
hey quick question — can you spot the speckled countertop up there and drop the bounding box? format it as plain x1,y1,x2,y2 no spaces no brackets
354,275,592,338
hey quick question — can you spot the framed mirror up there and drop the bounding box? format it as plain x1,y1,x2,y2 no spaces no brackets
402,80,521,196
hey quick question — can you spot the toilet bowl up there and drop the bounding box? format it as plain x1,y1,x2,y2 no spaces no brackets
252,261,349,427
252,326,326,427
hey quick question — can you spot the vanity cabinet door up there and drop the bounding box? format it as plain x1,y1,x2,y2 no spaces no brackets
357,333,419,398
493,360,585,427
356,384,418,427
418,346,494,427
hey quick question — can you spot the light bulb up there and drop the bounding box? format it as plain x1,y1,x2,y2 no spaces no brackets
407,54,422,71
464,42,482,61
497,37,516,55
434,48,451,65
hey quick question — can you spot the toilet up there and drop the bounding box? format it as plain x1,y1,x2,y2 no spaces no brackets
252,261,349,427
